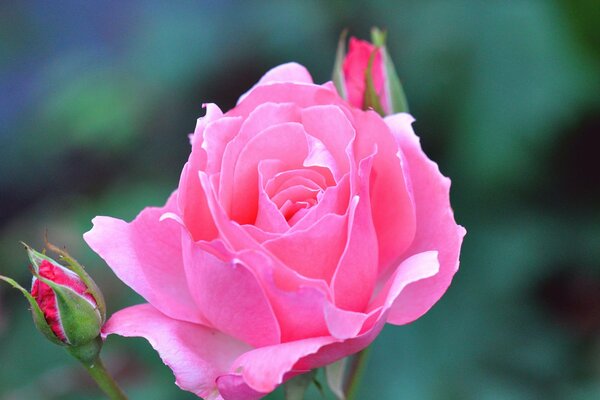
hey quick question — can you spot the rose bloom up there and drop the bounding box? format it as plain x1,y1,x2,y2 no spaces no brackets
85,63,465,399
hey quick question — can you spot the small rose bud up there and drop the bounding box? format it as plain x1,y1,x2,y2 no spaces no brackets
1,243,106,357
31,259,100,343
333,28,409,116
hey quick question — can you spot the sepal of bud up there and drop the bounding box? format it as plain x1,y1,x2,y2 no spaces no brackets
0,274,64,345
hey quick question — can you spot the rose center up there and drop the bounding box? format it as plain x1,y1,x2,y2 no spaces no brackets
264,169,326,225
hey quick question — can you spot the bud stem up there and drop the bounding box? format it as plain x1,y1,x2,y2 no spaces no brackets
82,356,128,400
345,347,371,400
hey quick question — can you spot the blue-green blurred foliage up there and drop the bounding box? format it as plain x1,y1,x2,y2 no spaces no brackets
1,0,599,399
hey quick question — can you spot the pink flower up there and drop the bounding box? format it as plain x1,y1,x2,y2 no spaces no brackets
85,63,465,399
342,37,387,112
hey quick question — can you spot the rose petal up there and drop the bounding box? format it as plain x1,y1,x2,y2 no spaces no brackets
178,145,219,241
331,156,378,312
189,103,224,147
231,336,338,393
231,82,342,120
182,236,281,347
354,110,417,272
255,160,290,233
84,194,203,323
263,212,347,281
230,122,310,224
102,304,251,399
238,63,314,104
384,114,466,324
290,174,350,231
235,250,332,342
301,105,355,180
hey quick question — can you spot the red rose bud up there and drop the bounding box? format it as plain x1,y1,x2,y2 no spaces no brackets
1,243,105,352
31,259,98,342
333,28,409,115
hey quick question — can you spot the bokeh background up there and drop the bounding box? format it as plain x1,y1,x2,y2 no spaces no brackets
1,1,599,399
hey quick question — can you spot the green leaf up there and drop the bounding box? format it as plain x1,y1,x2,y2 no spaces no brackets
363,51,386,116
326,358,348,400
34,274,102,346
0,275,64,345
284,370,317,400
332,29,348,100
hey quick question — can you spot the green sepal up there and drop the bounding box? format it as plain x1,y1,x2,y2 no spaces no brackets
45,242,107,323
23,242,57,273
370,27,387,47
332,29,348,100
33,272,102,346
370,27,409,114
283,370,317,400
0,275,64,345
363,50,386,116
325,358,348,400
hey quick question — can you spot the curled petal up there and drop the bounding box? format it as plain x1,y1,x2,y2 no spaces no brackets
102,304,251,399
384,114,466,324
84,194,203,323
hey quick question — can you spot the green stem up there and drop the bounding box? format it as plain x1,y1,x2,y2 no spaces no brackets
345,347,371,400
83,357,128,400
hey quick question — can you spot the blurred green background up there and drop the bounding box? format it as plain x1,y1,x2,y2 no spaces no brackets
1,1,599,399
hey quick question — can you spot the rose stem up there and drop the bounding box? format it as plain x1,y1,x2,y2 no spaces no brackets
82,357,128,400
344,346,372,400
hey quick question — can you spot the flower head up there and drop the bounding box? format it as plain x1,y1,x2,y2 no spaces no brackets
86,61,464,399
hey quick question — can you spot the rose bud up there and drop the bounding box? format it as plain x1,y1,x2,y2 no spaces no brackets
333,28,409,115
1,243,106,363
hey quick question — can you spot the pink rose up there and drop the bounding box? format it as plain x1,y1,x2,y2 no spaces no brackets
85,63,465,399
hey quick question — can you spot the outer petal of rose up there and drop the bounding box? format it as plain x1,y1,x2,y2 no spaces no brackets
217,371,307,400
181,235,281,347
102,304,251,399
84,194,203,323
384,113,466,325
300,253,440,372
230,336,338,393
353,110,417,272
231,82,342,120
368,251,440,314
237,62,314,104
178,151,217,243
219,252,440,395
236,249,368,342
190,103,223,143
